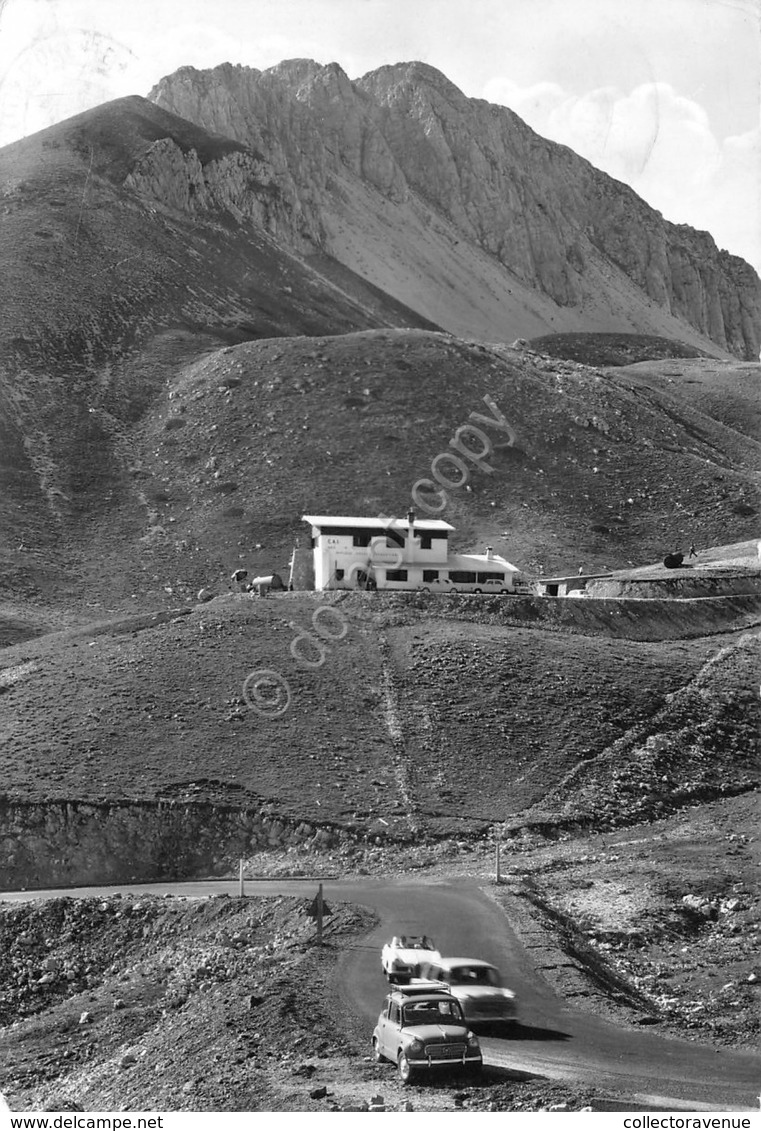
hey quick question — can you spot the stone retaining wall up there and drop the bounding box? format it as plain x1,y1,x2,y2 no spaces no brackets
586,574,761,600
338,591,761,642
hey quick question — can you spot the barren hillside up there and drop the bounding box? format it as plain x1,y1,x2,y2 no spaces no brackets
1,586,757,883
2,321,760,634
0,64,759,1116
1,93,759,633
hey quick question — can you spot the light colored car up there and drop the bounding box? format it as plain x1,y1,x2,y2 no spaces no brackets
416,957,517,1023
381,934,440,984
372,987,482,1084
477,579,510,593
417,578,459,593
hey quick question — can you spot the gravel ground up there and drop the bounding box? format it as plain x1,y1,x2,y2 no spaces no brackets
2,792,759,1113
0,891,601,1113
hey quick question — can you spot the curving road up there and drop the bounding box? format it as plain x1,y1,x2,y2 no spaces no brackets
2,876,758,1110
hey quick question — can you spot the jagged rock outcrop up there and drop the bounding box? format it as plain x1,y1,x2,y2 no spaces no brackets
145,60,761,359
123,136,305,249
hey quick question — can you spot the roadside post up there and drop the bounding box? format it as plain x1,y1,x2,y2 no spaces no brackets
495,828,501,884
239,858,245,898
307,883,329,944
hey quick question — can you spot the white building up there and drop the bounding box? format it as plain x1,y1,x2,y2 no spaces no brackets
302,511,524,592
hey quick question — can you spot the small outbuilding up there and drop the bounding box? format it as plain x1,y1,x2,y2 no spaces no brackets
536,574,592,597
248,573,285,596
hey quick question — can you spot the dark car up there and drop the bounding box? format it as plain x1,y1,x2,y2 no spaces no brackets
372,986,482,1084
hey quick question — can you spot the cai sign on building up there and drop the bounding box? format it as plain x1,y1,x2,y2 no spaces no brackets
302,512,524,593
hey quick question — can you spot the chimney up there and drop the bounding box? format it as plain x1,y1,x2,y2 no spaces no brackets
486,546,493,559
407,507,415,530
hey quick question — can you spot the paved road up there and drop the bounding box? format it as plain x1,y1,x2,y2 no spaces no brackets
2,876,758,1110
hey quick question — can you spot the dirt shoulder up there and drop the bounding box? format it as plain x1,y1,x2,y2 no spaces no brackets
0,890,600,1114
1,792,758,1113
490,793,760,1050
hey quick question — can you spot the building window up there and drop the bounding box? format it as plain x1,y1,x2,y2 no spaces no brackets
335,569,344,580
353,533,371,547
386,569,408,582
420,535,432,549
423,569,439,582
477,571,506,583
449,570,477,583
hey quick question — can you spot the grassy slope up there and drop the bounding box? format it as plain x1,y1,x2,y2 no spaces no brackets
2,330,759,635
0,102,434,613
609,357,761,443
67,332,760,610
0,103,758,842
527,332,710,367
1,101,758,629
0,593,757,838
519,631,760,829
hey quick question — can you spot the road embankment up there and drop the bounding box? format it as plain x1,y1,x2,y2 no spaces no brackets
0,797,346,890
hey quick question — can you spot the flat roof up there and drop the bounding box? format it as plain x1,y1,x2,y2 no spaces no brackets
448,552,519,571
539,573,608,583
303,515,454,531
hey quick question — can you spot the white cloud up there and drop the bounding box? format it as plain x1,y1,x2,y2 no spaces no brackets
0,27,138,144
688,126,760,274
0,4,332,144
122,25,336,95
485,77,760,275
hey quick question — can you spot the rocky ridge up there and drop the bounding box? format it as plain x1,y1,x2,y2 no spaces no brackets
146,60,761,358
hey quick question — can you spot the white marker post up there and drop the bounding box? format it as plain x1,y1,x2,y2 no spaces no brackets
495,829,501,884
239,858,245,898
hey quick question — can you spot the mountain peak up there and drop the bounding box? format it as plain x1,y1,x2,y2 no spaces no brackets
267,57,347,82
359,60,465,99
139,57,761,359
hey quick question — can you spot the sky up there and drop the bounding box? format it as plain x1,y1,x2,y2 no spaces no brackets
0,0,758,273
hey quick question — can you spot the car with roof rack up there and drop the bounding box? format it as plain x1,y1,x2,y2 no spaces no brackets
372,986,483,1084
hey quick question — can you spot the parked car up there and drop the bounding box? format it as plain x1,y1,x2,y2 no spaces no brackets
372,986,482,1084
416,957,517,1023
381,935,440,984
477,579,511,593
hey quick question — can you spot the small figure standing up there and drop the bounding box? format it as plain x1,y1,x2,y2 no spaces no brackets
688,542,697,558
578,565,584,575
231,568,248,591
